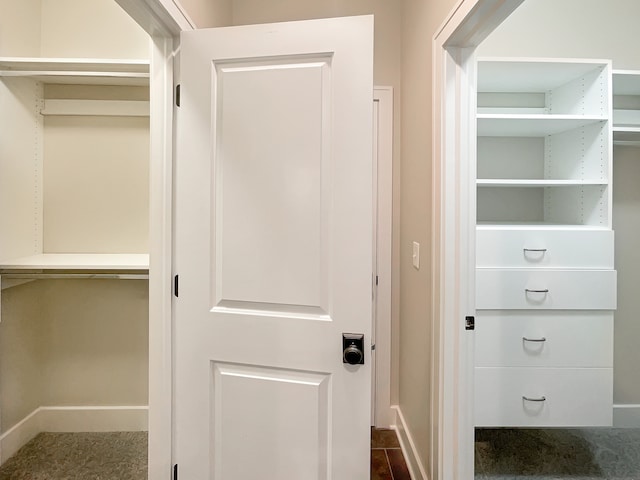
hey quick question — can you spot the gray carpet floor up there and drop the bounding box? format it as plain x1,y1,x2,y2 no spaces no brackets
8,428,637,479
0,432,147,480
475,428,640,479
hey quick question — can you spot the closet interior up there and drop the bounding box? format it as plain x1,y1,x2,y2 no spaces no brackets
0,1,150,477
475,58,616,427
474,56,640,475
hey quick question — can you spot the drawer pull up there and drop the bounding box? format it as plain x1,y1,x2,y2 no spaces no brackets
522,336,546,342
525,288,549,293
522,396,546,402
523,248,547,253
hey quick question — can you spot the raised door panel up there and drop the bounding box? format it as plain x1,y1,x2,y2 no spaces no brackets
211,363,330,480
214,57,329,312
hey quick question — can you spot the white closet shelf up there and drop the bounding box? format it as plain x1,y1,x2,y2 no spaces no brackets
0,57,150,86
478,58,607,93
0,254,149,271
477,107,548,115
477,222,610,231
477,179,607,187
477,114,606,137
613,126,640,132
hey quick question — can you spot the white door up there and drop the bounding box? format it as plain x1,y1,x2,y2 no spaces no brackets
174,16,374,479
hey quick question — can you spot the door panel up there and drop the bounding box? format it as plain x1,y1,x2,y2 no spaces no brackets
214,56,329,311
211,362,330,480
175,16,374,479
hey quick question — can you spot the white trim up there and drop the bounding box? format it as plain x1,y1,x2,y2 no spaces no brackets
613,404,640,428
432,1,524,479
392,405,428,480
104,3,193,480
373,86,394,428
430,44,478,480
38,406,148,432
169,0,197,29
115,0,194,36
0,406,148,464
0,409,41,463
147,33,177,480
436,0,525,48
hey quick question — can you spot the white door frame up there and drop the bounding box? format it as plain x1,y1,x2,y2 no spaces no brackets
373,86,394,428
431,1,523,479
112,1,191,478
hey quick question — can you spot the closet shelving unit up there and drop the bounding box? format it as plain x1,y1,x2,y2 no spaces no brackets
0,57,150,282
476,59,612,229
0,56,151,463
612,70,640,147
474,58,616,428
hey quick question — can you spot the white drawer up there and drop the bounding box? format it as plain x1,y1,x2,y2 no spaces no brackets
476,269,616,310
476,228,614,269
474,367,612,427
475,311,613,367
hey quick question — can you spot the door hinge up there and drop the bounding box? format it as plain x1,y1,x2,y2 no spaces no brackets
175,84,181,107
174,275,179,297
173,464,178,480
375,275,379,286
465,315,475,331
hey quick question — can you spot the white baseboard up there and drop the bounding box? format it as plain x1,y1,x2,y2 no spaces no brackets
0,405,148,463
392,405,428,480
0,408,42,464
613,404,640,427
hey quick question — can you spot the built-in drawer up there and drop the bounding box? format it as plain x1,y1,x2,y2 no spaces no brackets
476,269,617,310
474,367,613,427
476,228,614,269
475,311,613,367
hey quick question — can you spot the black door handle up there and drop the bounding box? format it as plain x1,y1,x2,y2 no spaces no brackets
343,333,364,365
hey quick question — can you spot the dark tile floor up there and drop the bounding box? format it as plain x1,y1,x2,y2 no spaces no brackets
371,428,412,480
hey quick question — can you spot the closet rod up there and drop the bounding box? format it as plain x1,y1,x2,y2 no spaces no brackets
1,273,148,280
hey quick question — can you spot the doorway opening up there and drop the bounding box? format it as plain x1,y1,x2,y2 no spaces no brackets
0,1,152,477
435,0,640,478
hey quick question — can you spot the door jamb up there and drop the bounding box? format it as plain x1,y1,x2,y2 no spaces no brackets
112,1,192,478
431,1,524,479
373,86,394,428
